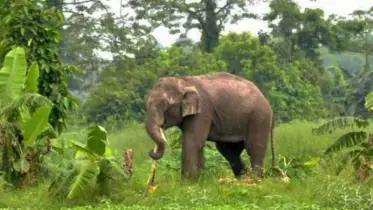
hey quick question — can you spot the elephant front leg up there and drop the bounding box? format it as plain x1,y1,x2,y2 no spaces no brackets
181,138,202,179
180,116,211,179
197,149,205,170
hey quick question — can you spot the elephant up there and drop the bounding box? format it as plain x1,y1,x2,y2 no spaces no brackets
144,72,275,179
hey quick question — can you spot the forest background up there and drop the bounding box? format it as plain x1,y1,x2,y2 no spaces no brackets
1,0,373,209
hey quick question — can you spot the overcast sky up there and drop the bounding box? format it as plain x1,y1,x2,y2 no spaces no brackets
104,0,372,47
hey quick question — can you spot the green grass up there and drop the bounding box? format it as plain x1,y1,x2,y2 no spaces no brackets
1,121,373,210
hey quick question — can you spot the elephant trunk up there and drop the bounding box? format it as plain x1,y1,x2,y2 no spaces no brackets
145,120,167,160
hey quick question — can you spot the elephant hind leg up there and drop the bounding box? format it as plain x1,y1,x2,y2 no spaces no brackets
245,116,271,178
216,141,246,178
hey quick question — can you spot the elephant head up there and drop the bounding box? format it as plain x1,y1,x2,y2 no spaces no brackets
145,77,202,160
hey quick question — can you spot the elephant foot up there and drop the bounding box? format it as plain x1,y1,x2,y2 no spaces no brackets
231,163,247,178
181,170,201,181
251,165,265,179
233,170,248,179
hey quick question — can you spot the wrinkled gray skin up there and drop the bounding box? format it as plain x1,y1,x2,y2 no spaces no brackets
145,72,275,179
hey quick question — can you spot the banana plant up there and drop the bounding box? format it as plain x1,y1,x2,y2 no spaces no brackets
313,92,373,181
0,47,54,187
48,124,124,199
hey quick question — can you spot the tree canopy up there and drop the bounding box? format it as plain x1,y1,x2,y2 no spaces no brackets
126,0,261,52
1,0,373,126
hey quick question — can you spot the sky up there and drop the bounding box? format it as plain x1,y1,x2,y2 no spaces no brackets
105,0,373,48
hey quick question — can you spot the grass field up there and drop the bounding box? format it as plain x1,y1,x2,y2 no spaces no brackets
1,121,373,210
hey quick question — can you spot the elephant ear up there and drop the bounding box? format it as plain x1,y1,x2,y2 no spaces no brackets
182,86,201,117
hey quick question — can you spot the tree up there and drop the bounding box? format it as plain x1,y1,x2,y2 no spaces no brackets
262,0,336,62
214,32,328,122
126,0,260,53
46,0,64,9
328,8,373,117
260,0,351,117
0,47,55,188
48,0,155,97
0,0,79,135
330,8,373,71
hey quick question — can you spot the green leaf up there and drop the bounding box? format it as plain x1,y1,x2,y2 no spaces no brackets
55,11,65,26
325,131,368,154
51,131,81,150
44,124,58,139
0,47,27,105
51,137,74,149
22,106,52,147
15,105,31,132
71,140,97,160
27,39,33,47
67,161,99,199
87,125,108,156
48,168,79,195
364,91,373,112
0,93,52,119
12,157,30,173
25,61,39,93
75,150,90,160
303,157,320,167
104,147,113,158
312,117,369,135
108,159,125,176
20,105,31,124
335,149,362,174
352,154,366,170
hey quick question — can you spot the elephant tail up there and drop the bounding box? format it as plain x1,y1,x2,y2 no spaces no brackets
270,114,276,169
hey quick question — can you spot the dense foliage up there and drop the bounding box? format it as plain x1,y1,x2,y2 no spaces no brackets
1,0,373,209
0,0,78,135
0,47,54,187
78,1,373,126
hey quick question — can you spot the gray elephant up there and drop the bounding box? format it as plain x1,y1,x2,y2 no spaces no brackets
145,72,275,179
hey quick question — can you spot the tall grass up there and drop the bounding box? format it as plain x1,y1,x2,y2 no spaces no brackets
1,121,373,209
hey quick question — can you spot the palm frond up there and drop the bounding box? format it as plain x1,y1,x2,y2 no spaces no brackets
67,160,99,199
312,117,369,135
325,131,368,154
